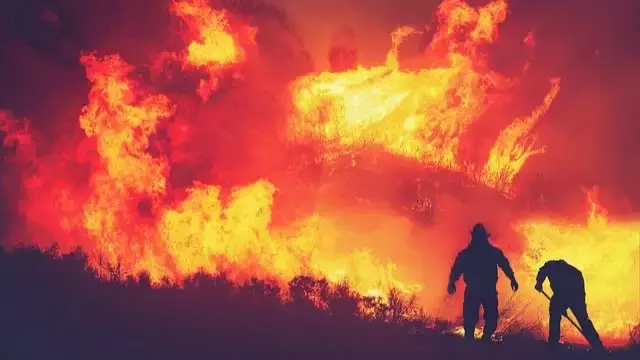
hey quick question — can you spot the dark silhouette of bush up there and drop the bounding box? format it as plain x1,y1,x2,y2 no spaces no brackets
0,244,638,360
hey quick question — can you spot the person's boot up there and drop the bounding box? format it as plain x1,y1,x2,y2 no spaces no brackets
480,335,494,344
464,327,475,341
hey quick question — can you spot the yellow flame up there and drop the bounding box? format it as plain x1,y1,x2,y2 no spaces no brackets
518,189,640,342
289,0,559,194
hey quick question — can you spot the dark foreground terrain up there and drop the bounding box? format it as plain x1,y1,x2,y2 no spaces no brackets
0,246,637,360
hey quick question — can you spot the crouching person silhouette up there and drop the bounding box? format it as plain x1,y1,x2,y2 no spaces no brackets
535,260,605,351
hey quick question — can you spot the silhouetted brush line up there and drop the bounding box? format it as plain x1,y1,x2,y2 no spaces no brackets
0,244,638,360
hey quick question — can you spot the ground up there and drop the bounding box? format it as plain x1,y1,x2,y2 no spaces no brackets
0,246,637,360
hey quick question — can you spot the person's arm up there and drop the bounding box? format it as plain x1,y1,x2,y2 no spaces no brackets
449,252,464,284
447,252,464,294
497,249,516,282
535,262,549,292
497,249,518,290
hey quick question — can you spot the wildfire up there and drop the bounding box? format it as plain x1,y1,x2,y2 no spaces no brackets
480,77,561,188
75,49,416,297
1,0,638,349
518,189,640,344
289,0,559,194
169,0,255,100
48,0,418,297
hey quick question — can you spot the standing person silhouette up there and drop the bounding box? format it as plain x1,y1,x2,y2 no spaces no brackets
447,223,519,341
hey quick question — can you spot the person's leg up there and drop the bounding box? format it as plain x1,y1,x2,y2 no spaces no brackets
548,296,565,344
481,290,499,341
463,289,480,339
570,301,605,350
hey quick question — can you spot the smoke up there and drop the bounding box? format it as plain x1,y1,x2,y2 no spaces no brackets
267,0,443,69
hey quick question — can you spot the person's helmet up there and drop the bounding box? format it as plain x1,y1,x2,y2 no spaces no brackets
471,223,490,238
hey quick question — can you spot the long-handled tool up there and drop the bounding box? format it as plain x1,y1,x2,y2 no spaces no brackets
540,289,585,337
541,290,609,353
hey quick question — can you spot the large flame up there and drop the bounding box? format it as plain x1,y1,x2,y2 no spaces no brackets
75,48,416,295
289,0,559,194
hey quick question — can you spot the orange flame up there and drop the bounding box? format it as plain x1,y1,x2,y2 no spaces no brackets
480,78,561,189
170,0,254,100
79,53,174,274
79,54,174,194
71,6,419,297
289,0,559,194
518,189,640,344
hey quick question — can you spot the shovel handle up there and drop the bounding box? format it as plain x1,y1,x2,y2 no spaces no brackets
540,289,585,336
